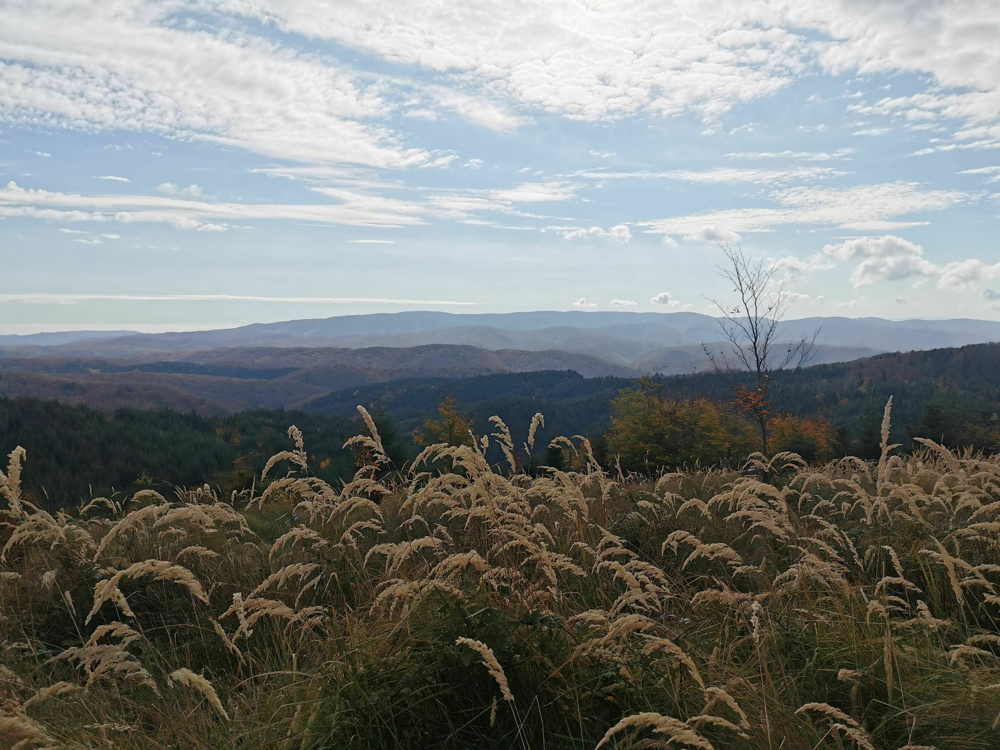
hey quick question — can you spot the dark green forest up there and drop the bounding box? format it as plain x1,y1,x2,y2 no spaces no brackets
5,340,1000,507
0,399,365,507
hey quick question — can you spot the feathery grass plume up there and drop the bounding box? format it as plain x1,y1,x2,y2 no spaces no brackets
168,668,230,721
87,559,208,624
455,637,513,702
263,426,310,478
641,636,704,688
490,416,517,473
523,412,545,458
877,396,902,491
268,525,327,561
0,714,58,750
0,446,26,518
342,406,389,466
595,712,712,750
22,681,81,711
250,563,320,598
93,501,171,560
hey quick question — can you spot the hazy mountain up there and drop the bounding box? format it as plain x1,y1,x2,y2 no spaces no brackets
6,312,1000,365
0,330,139,347
0,344,637,413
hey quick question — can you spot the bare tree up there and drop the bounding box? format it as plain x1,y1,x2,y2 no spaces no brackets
705,241,819,453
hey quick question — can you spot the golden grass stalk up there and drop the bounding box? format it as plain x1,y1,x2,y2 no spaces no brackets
455,637,514,702
168,668,230,721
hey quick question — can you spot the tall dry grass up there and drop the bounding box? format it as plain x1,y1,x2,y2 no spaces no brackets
2,402,1000,748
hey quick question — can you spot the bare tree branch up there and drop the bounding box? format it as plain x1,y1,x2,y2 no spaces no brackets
703,239,821,453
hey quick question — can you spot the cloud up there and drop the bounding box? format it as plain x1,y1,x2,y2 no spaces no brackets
609,299,637,307
683,226,741,243
156,183,207,198
651,292,679,306
547,224,631,241
661,167,848,185
822,235,938,287
346,239,395,244
983,289,1000,301
959,166,1000,183
610,224,631,241
0,181,426,229
573,297,597,308
726,149,855,161
938,258,1000,290
101,233,120,239
463,159,484,169
0,2,430,169
642,182,966,238
96,175,130,182
0,293,475,305
421,85,529,131
775,253,835,278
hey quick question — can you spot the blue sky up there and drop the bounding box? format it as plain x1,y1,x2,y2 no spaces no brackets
3,0,1000,333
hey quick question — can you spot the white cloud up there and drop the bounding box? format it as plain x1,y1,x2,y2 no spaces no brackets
156,183,207,198
609,299,637,307
547,224,631,241
0,2,430,168
726,149,855,161
96,175,130,182
0,181,426,229
0,293,475,305
822,235,938,287
662,167,847,184
938,258,1000,290
683,226,741,243
463,159,484,170
101,233,120,239
232,1,811,122
642,182,966,238
610,224,631,241
346,239,395,244
573,297,597,308
34,151,51,158
959,166,1000,183
775,253,834,278
650,291,679,306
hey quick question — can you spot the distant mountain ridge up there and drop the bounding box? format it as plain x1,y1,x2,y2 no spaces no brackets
5,312,1000,371
0,344,638,413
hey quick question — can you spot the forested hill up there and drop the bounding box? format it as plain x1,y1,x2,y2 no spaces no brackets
0,399,364,507
305,340,1000,456
5,340,1000,507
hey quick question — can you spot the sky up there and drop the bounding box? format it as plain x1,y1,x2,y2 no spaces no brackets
3,0,1000,334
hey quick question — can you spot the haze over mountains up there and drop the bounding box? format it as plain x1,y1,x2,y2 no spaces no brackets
2,311,1000,414
6,311,1000,364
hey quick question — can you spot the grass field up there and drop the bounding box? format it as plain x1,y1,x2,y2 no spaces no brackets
2,399,1000,748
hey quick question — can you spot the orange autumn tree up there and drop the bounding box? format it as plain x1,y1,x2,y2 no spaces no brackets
413,393,476,447
606,380,755,472
768,413,835,462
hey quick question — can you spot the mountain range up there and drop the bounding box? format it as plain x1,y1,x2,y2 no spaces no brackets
3,311,1000,414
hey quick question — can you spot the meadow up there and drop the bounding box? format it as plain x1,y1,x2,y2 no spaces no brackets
2,400,1000,748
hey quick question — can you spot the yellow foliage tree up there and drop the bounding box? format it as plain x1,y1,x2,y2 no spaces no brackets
606,381,755,472
413,394,476,447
